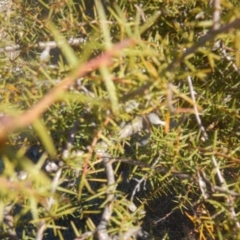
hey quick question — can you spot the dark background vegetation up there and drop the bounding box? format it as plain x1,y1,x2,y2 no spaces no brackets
1,0,240,239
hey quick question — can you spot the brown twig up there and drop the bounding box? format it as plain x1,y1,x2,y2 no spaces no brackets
0,39,136,147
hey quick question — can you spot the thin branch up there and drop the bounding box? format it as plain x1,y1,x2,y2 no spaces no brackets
3,204,19,240
0,37,86,54
153,211,174,224
212,0,221,30
130,155,161,201
187,74,208,141
220,42,240,74
35,168,62,240
211,0,240,78
95,154,116,240
0,38,136,147
121,18,240,102
166,18,240,74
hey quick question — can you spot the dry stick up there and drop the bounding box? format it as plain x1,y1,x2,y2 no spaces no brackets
212,0,221,30
153,211,174,224
3,207,20,240
187,75,208,141
95,154,116,240
0,37,87,54
0,39,136,146
0,19,121,54
207,0,230,184
210,0,240,76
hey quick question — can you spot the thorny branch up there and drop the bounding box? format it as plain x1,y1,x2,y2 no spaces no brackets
187,73,240,229
0,38,136,147
121,18,240,102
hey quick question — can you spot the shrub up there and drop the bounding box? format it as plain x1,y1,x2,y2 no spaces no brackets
1,0,240,239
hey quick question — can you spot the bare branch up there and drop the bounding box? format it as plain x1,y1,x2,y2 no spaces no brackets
212,0,221,30
220,43,240,74
187,74,208,141
131,155,161,201
0,37,86,54
95,154,116,240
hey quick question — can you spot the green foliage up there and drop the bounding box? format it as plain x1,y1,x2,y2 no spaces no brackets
1,0,240,239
